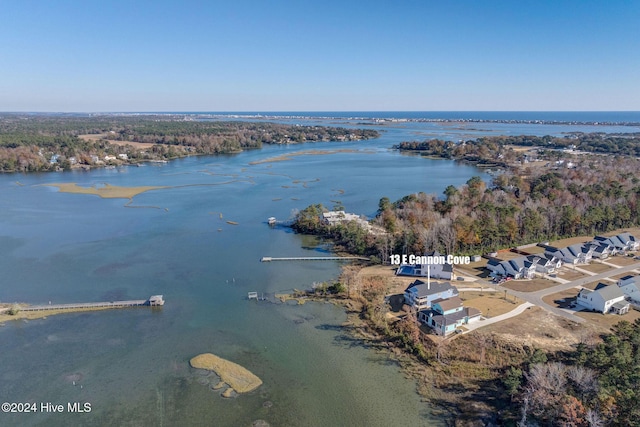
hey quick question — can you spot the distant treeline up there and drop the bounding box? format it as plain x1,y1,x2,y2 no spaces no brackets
0,115,379,172
294,155,640,258
395,132,640,159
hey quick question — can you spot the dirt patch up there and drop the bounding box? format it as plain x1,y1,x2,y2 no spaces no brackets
557,269,587,281
501,278,558,292
606,256,640,266
460,291,523,317
480,307,596,351
542,290,579,308
579,263,615,274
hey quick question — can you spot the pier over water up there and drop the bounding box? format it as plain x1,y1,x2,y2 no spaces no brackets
20,295,165,312
261,256,369,262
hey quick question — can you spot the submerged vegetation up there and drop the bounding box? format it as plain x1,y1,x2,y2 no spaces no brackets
290,131,640,424
0,114,379,172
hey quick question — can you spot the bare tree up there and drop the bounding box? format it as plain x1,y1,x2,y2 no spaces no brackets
585,409,604,427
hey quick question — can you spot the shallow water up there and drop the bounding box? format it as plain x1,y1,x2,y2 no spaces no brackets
1,117,627,426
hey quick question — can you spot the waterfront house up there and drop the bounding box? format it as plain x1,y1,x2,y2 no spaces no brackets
417,296,482,335
577,284,629,314
322,211,370,230
403,280,458,311
396,250,454,280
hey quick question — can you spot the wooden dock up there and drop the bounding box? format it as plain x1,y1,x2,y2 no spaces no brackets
261,256,369,262
20,295,165,312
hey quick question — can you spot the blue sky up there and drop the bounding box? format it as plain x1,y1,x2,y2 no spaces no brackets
1,0,638,111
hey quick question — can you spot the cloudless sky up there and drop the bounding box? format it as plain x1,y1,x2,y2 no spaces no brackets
1,0,638,111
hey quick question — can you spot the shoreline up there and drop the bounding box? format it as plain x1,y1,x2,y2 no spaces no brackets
0,304,120,325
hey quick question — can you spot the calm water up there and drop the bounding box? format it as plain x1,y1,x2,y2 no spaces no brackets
0,115,636,426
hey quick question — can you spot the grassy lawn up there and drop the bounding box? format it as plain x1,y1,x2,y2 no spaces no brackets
542,290,579,308
455,262,491,279
557,269,587,281
580,281,602,290
522,246,546,255
579,263,615,274
460,291,523,317
606,255,640,266
501,278,559,292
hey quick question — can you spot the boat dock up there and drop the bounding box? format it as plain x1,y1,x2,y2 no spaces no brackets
261,256,369,262
20,295,165,312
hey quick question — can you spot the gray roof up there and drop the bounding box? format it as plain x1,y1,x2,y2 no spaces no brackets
432,296,463,312
593,284,625,300
405,280,457,298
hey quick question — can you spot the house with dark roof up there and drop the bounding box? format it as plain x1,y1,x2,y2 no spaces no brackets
395,250,454,280
544,244,594,265
486,256,536,279
591,243,613,259
593,233,639,252
403,280,458,311
526,254,561,274
417,296,482,335
577,283,630,314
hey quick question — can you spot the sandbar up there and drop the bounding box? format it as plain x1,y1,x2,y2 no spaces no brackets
190,353,262,393
43,183,166,199
249,149,372,165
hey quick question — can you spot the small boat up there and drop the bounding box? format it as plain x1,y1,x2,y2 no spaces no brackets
268,217,276,225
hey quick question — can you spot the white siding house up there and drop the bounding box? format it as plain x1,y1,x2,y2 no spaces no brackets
577,284,629,314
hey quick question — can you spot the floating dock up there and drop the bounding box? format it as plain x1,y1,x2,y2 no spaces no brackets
20,295,165,312
260,256,369,262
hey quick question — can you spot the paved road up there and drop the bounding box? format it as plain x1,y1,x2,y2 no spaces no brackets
461,302,534,334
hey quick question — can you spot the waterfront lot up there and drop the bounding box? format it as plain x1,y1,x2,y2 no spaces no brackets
479,307,590,351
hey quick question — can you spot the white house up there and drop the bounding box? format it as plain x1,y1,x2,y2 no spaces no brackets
618,275,640,304
417,296,482,335
396,250,454,280
527,254,561,274
577,284,630,314
486,256,536,279
403,280,458,311
544,244,593,265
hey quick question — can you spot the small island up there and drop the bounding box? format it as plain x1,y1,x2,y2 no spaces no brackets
190,353,262,396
